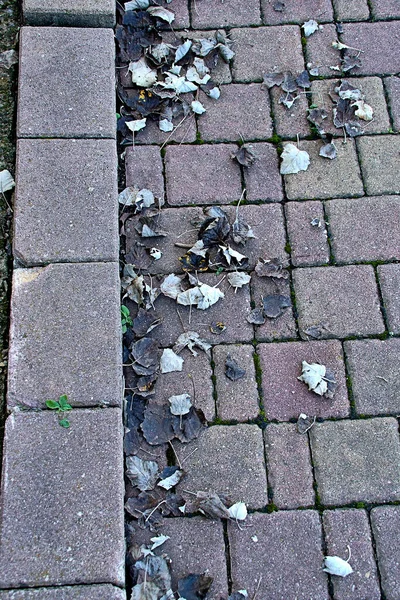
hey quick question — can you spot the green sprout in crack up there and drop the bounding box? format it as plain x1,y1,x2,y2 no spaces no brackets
46,394,72,428
121,305,133,334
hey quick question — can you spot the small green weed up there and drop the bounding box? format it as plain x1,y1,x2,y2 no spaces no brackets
121,305,133,333
46,394,72,428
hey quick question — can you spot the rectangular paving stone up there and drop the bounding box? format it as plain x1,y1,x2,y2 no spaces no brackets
293,265,385,338
332,0,370,20
270,85,310,139
125,146,164,200
158,0,190,29
243,142,283,201
342,22,400,75
213,344,259,421
310,417,400,505
322,509,380,600
284,140,364,200
134,114,197,145
285,201,330,267
305,23,341,77
0,586,126,599
165,144,242,205
264,423,315,509
8,262,122,409
228,511,328,599
0,409,125,588
17,27,115,138
370,0,400,18
311,77,391,136
14,139,118,265
357,135,400,195
378,263,400,334
344,338,400,416
176,424,268,508
231,26,304,83
371,506,400,600
326,196,400,263
258,340,350,421
384,76,400,131
192,0,261,28
22,0,115,26
251,275,297,342
261,0,333,24
198,84,273,142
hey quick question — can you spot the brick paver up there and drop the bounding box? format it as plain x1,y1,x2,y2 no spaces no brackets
370,0,400,18
293,265,385,338
158,0,190,29
7,263,122,409
384,76,400,131
22,0,115,26
261,0,333,24
371,506,400,600
322,509,381,600
125,146,164,199
192,0,261,28
14,139,118,265
310,418,400,505
357,135,400,195
342,22,400,75
345,338,400,416
285,201,330,267
270,85,310,138
243,142,283,201
378,263,400,334
0,409,124,588
264,423,315,509
177,424,268,508
326,196,400,263
134,116,197,145
332,0,370,20
304,23,340,78
228,511,328,599
258,340,350,421
17,27,115,138
0,587,126,599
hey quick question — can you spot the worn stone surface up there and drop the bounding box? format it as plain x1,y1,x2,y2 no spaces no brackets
258,340,349,421
264,423,315,509
261,0,333,24
342,22,400,75
293,265,385,339
370,0,400,18
192,0,261,28
0,409,125,588
285,201,330,267
326,196,400,263
357,135,400,195
345,338,400,416
158,0,190,29
385,76,400,131
231,26,304,82
311,77,391,136
284,139,364,200
177,424,268,508
165,144,242,205
332,0,370,20
8,263,122,409
199,84,273,142
14,139,118,265
371,505,400,600
378,263,400,334
22,0,115,26
134,114,197,145
323,509,380,600
213,344,259,421
0,586,126,599
270,85,310,139
310,418,400,505
304,23,340,78
17,27,115,138
243,142,283,201
125,145,164,199
228,511,328,599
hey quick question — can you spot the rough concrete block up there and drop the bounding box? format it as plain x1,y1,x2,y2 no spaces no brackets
125,145,164,200
342,22,400,75
371,505,400,600
192,0,261,28
285,201,330,267
378,263,400,334
357,135,400,195
22,0,115,27
0,586,126,599
261,0,333,24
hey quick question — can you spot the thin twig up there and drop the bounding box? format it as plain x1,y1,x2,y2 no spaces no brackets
376,375,389,383
169,440,182,469
181,446,198,464
176,308,187,333
145,499,166,522
252,576,262,600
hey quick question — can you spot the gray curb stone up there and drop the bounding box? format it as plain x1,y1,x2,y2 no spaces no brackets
370,505,400,600
7,262,122,409
0,409,125,588
14,139,119,265
0,585,126,599
17,27,116,138
22,0,115,27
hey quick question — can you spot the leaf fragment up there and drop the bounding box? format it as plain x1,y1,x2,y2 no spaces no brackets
158,469,183,490
129,57,158,88
262,294,291,318
227,271,251,291
297,413,316,434
261,72,284,90
225,354,246,381
173,331,212,357
194,491,231,519
191,100,206,114
177,573,213,600
302,19,319,37
147,6,175,24
319,142,337,160
150,534,170,550
228,501,248,521
0,170,15,193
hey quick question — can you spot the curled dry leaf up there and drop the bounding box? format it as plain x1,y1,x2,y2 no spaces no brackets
261,72,284,89
281,71,297,93
126,117,147,132
129,57,158,88
262,294,291,318
150,534,170,550
228,501,248,521
225,354,246,381
302,19,319,37
319,142,337,160
255,257,289,279
323,556,353,577
298,361,337,399
191,100,206,114
135,555,172,594
280,143,310,174
160,273,183,299
177,573,213,600
352,100,373,121
194,491,231,519
297,413,316,434
231,144,257,167
279,91,297,109
173,331,211,357
146,6,175,24
130,581,160,600
158,468,183,490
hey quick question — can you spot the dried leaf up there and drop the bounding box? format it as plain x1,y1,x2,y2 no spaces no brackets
296,70,311,88
281,71,297,93
173,331,212,357
197,284,224,310
227,271,251,291
319,143,337,160
158,469,183,490
262,294,291,318
199,215,230,247
255,257,289,279
194,491,231,519
228,501,247,521
302,19,319,37
169,393,192,415
246,307,265,325
231,144,257,167
126,118,147,132
297,413,316,434
336,81,363,101
150,535,170,550
172,406,205,443
210,321,226,334
160,273,183,299
261,72,284,90
342,54,362,72
125,0,149,9
175,39,192,62
323,556,353,577
352,100,373,121
280,143,310,174
298,361,336,398
219,44,235,62
279,91,297,109
176,286,204,306
160,348,184,373
232,215,256,245
126,455,159,491
141,403,175,445
159,118,174,132
0,170,15,193
135,555,172,593
130,582,160,600
132,308,162,337
147,6,175,23
177,574,213,600
191,100,206,114
150,247,162,260
121,267,145,304
225,354,246,381
129,57,158,88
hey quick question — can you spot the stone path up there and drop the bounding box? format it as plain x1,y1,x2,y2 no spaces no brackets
0,1,400,599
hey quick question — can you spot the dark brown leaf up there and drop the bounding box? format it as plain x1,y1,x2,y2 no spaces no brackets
132,308,162,337
141,403,175,445
262,294,291,318
225,354,246,381
281,71,297,93
194,491,231,519
246,307,265,325
231,144,257,167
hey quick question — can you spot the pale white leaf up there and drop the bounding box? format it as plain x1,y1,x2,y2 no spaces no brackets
126,455,159,491
118,186,137,206
173,331,212,357
169,393,192,415
175,39,192,63
298,361,327,396
219,44,235,62
160,274,183,299
126,118,147,133
280,143,310,175
159,118,174,132
188,240,207,257
150,535,170,550
0,170,15,193
228,502,248,521
162,73,198,94
302,19,319,37
208,86,221,99
199,38,217,56
178,503,186,513
193,57,210,76
186,66,210,85
129,57,157,88
176,286,203,306
150,247,162,260
227,272,251,290
158,470,183,490
151,42,171,62
160,348,184,373
147,6,175,24
140,544,154,558
125,0,149,9
191,100,206,114
323,556,353,577
197,284,224,310
138,188,155,208
130,582,161,600
352,100,373,121
169,64,182,75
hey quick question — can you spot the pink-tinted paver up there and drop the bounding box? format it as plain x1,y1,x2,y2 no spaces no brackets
261,0,333,24
258,340,350,421
370,0,400,18
158,0,190,29
0,587,126,600
135,115,197,145
342,22,400,75
243,142,283,201
293,265,385,339
378,263,400,334
332,0,370,20
23,0,115,27
285,201,330,267
371,506,400,600
357,135,400,195
305,23,340,77
270,85,310,139
326,196,400,263
385,76,400,131
228,511,328,599
192,0,261,28
165,144,242,205
323,509,381,600
125,146,164,199
264,423,315,509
